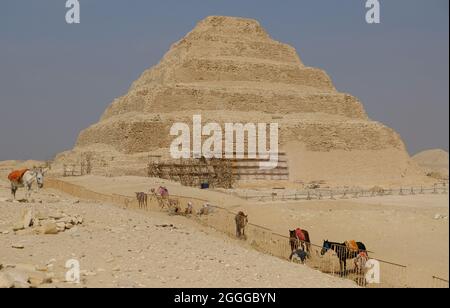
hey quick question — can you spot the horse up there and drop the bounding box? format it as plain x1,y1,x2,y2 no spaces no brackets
289,228,311,254
320,240,368,276
235,211,248,239
8,168,45,201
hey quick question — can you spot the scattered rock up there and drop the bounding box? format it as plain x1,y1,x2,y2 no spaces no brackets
38,222,59,235
12,243,25,249
112,266,121,272
0,262,54,288
15,229,36,236
14,264,36,272
22,208,34,229
31,218,40,227
56,222,66,231
49,212,64,220
80,270,97,277
28,271,52,287
0,272,14,288
35,265,48,272
2,268,29,285
433,213,447,220
13,223,25,232
35,210,50,220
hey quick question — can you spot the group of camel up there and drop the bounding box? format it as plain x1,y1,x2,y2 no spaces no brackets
134,186,181,212
134,188,249,240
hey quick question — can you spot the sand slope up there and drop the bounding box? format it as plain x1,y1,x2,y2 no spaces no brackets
413,149,449,179
54,175,448,287
0,178,356,288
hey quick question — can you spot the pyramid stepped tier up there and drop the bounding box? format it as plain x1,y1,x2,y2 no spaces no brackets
53,16,430,186
101,82,366,120
75,112,404,154
131,57,334,90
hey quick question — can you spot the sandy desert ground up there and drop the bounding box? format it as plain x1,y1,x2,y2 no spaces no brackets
0,177,356,288
8,174,446,288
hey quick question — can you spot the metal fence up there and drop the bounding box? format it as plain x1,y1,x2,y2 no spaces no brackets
235,182,449,201
46,178,411,288
431,276,449,288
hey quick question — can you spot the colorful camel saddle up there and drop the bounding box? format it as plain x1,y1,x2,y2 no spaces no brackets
8,169,28,183
295,228,306,242
345,240,359,252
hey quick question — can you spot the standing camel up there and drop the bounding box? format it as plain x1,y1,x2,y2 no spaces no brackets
235,211,248,239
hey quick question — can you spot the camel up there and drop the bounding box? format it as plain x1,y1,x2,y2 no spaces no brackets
235,211,248,239
135,192,147,209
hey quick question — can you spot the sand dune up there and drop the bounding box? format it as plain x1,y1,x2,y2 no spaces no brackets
413,149,449,180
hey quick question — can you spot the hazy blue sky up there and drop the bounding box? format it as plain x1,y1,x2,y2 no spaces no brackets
0,0,448,160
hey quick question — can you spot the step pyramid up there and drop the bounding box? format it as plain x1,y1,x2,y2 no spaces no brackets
54,16,427,186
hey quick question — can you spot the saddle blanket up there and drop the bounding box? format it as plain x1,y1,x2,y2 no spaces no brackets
8,169,29,183
295,228,306,241
345,240,359,252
